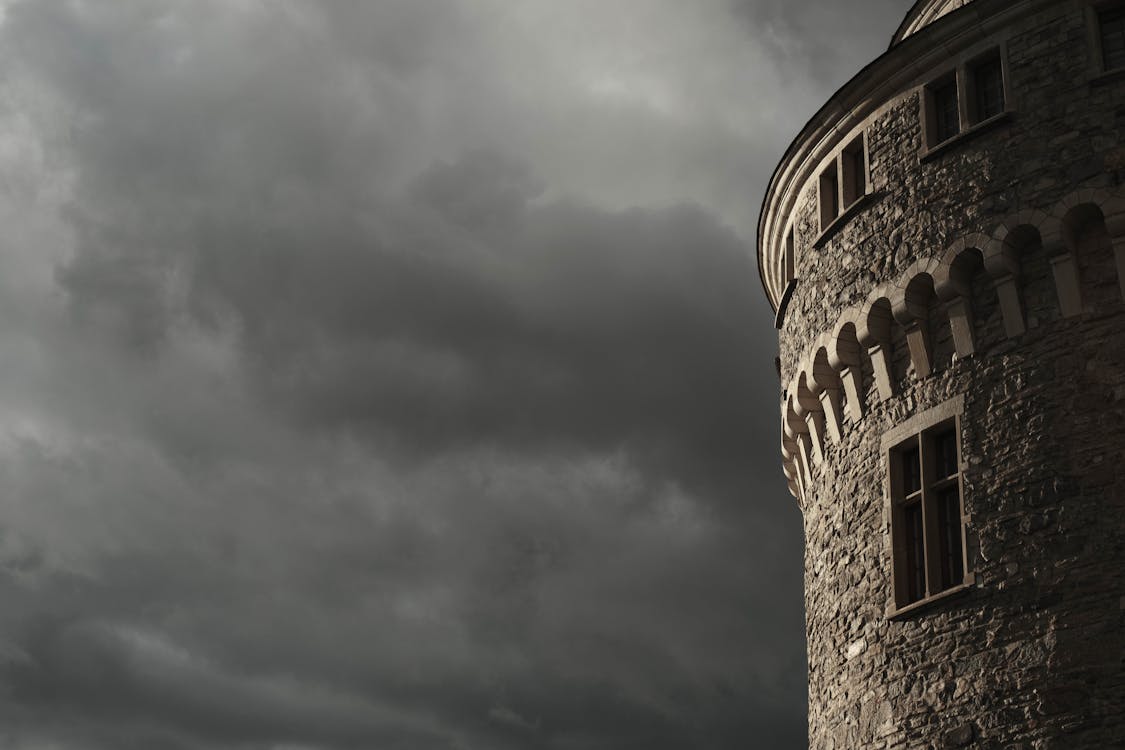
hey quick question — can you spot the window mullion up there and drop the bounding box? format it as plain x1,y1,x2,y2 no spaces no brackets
955,65,971,132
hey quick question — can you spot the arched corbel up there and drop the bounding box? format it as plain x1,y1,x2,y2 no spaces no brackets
891,265,938,379
935,237,988,359
810,346,844,443
781,450,801,501
785,394,814,488
1046,198,1093,317
858,293,897,401
828,316,865,422
984,225,1026,338
797,372,827,464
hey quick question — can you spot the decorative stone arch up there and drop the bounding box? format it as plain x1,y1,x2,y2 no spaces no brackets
1053,189,1125,307
810,343,844,443
891,258,942,379
985,212,1053,336
783,391,814,489
858,286,897,401
797,371,827,463
933,233,992,358
828,310,866,422
934,233,994,298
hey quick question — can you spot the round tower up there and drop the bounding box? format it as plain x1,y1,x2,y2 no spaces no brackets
757,0,1125,746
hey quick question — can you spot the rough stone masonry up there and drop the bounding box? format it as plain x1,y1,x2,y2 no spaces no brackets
756,0,1125,746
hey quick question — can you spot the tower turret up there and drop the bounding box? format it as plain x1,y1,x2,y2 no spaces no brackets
758,0,1125,745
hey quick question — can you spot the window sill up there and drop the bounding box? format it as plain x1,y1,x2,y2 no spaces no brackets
812,191,882,250
920,110,1014,163
886,574,975,621
1089,66,1125,87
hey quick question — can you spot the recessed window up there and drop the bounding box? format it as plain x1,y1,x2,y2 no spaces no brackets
922,47,1010,153
784,227,796,285
930,77,961,145
889,419,966,609
970,55,1005,122
818,162,839,233
840,136,868,209
813,131,873,244
1100,5,1125,72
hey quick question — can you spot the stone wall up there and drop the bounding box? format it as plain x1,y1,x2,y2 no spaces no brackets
768,1,1125,746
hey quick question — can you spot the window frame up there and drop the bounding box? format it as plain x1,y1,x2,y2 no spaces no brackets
882,397,974,619
818,161,839,234
966,50,1007,125
774,226,799,330
920,43,1013,158
840,134,869,210
925,72,961,147
813,130,875,247
1087,1,1125,77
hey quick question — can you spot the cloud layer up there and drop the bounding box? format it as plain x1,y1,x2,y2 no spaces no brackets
0,1,908,747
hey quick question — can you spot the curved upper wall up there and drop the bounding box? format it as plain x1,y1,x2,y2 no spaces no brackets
890,0,977,48
756,0,1045,313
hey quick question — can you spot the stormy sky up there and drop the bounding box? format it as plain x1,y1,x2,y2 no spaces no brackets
0,1,909,747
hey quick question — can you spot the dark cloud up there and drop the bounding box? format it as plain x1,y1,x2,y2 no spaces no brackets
0,0,909,747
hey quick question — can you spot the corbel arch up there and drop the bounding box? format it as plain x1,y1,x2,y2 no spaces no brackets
797,371,827,463
858,287,897,401
828,312,866,422
985,214,1049,336
891,262,939,379
811,344,844,443
933,234,991,358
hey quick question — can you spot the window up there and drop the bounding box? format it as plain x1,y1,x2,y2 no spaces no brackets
922,46,1010,152
784,227,796,285
818,162,839,233
930,77,961,145
840,135,868,208
816,134,870,236
1101,5,1125,72
889,419,966,610
970,55,1005,122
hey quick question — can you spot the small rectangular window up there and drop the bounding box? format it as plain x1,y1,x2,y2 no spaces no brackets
889,419,966,610
971,56,1005,122
784,228,796,285
840,136,867,208
1101,6,1125,72
818,162,839,232
932,78,960,144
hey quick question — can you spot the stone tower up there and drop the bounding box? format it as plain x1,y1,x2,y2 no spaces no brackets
756,0,1125,746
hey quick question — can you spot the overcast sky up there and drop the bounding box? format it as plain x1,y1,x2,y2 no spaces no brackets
0,1,909,747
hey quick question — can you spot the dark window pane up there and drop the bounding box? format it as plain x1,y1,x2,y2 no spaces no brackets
934,429,958,479
933,80,960,143
937,488,964,591
842,143,866,205
904,502,926,603
902,445,921,495
820,170,839,224
784,230,795,284
973,58,1005,121
1101,7,1125,72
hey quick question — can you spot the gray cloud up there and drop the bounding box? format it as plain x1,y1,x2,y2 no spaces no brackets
0,0,910,747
